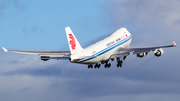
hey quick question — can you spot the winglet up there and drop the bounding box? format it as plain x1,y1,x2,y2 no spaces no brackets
173,41,176,46
2,47,8,52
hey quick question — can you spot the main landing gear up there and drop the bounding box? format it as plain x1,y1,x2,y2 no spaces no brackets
104,61,111,68
88,56,126,69
117,57,123,67
88,63,101,69
88,64,93,69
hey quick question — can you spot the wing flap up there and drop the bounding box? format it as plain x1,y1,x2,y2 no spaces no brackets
41,56,70,60
110,52,130,59
133,50,150,54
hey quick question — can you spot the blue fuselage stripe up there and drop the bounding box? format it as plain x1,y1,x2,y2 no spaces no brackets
79,35,132,63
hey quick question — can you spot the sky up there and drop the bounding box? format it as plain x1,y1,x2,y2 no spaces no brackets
0,0,180,101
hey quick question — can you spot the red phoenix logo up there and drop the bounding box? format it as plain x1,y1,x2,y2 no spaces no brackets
69,34,76,50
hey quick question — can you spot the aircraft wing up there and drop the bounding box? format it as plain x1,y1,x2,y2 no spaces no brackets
2,47,70,60
111,41,176,58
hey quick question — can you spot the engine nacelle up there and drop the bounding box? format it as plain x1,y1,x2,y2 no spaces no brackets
41,56,50,61
137,52,147,58
69,58,72,62
154,48,164,57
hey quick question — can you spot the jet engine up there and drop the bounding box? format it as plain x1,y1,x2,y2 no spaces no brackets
69,58,72,62
154,48,164,57
41,56,50,61
137,52,147,58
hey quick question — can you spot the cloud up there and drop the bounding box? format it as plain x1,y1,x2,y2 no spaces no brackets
1,48,180,101
103,0,180,48
105,0,180,30
0,0,26,19
0,1,180,100
11,0,26,12
22,26,45,34
0,1,6,18
81,94,180,101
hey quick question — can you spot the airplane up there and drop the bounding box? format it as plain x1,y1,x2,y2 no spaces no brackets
2,27,176,68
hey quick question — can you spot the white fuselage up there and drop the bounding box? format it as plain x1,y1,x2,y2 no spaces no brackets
70,28,132,64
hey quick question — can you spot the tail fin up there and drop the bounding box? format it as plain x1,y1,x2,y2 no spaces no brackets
65,27,83,54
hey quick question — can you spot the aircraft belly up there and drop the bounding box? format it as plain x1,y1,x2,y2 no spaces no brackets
80,56,103,64
79,49,115,64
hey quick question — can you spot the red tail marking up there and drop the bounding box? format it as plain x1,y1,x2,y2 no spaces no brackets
69,34,76,50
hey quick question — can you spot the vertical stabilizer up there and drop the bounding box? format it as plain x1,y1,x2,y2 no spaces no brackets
65,27,83,54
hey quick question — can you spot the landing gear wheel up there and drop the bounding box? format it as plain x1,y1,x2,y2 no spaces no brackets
98,64,101,68
111,58,114,61
105,64,108,68
88,65,93,69
117,64,119,67
95,63,101,69
120,60,123,63
120,63,122,67
105,62,111,68
117,63,122,68
105,64,107,68
108,63,111,68
118,60,122,64
117,57,123,68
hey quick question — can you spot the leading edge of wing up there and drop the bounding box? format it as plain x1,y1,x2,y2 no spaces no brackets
2,47,70,56
118,41,176,53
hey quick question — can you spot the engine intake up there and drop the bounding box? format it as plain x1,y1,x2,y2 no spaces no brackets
69,58,72,62
154,48,164,57
137,52,147,58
